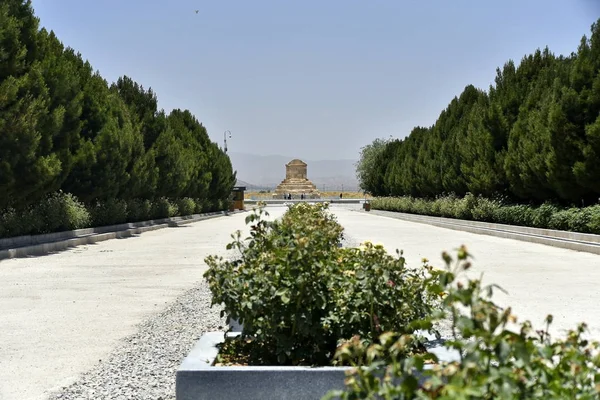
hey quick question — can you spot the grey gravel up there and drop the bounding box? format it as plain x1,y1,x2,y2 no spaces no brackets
47,280,224,400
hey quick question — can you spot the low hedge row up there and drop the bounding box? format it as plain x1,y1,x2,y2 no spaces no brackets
372,194,600,234
0,191,229,239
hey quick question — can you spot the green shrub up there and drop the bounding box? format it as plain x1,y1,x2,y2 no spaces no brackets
547,208,572,231
470,196,501,222
204,203,436,366
177,197,196,216
326,243,436,345
205,203,343,365
586,205,600,234
0,207,36,238
89,198,128,226
326,248,600,399
42,191,90,232
193,198,205,214
0,192,90,238
151,197,178,219
568,206,596,233
126,199,153,222
531,202,560,228
492,204,534,226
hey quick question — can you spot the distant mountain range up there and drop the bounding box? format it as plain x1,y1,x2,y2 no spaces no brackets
230,152,359,191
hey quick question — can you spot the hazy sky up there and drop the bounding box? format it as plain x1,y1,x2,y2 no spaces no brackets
31,1,599,160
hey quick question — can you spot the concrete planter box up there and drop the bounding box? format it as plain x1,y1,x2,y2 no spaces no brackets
176,332,352,400
176,323,459,400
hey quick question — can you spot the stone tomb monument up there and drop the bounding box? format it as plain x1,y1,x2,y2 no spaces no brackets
274,159,320,199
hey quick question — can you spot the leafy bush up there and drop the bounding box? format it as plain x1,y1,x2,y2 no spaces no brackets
531,202,560,228
193,198,206,214
326,243,436,345
177,197,196,216
372,195,600,234
547,208,572,231
0,192,90,238
126,199,153,222
151,197,178,219
205,203,343,365
325,248,600,399
41,191,91,232
204,203,437,366
470,196,501,222
89,198,128,226
587,205,600,233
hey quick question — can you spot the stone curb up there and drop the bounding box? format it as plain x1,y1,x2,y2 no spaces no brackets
368,210,600,255
0,210,246,261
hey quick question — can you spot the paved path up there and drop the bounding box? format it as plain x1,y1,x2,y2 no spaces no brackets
0,209,286,400
331,205,600,339
2,204,600,399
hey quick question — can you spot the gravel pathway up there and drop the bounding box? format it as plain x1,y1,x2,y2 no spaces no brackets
48,281,224,400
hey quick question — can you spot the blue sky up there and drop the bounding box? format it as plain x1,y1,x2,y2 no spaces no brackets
31,0,599,160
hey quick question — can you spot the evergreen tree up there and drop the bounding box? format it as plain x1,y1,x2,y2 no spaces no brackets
363,20,600,205
0,0,56,208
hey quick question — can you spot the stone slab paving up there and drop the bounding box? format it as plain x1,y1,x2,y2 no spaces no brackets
331,204,600,340
0,208,287,400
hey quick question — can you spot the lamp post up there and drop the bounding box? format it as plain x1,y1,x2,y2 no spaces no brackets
224,130,231,153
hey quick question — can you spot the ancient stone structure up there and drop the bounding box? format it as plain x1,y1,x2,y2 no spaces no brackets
274,159,320,199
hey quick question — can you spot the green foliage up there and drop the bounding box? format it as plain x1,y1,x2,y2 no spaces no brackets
151,197,178,219
204,203,437,366
0,192,227,239
126,198,153,222
325,243,436,346
89,198,128,226
359,19,600,205
0,1,235,232
356,137,393,194
372,195,600,234
0,191,89,237
325,248,600,399
194,198,208,214
43,191,91,231
176,197,196,216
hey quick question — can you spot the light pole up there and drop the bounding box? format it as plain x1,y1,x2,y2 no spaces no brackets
224,130,231,153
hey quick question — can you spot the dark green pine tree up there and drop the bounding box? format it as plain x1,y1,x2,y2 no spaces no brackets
572,21,600,200
0,0,59,209
35,29,86,197
62,72,143,202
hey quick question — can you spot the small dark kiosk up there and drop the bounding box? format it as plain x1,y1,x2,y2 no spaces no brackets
230,186,246,211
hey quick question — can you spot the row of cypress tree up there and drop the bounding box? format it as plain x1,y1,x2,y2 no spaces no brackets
359,19,600,206
0,0,236,212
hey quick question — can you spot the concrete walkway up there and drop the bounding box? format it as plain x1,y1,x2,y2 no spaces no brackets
331,205,600,339
0,209,286,400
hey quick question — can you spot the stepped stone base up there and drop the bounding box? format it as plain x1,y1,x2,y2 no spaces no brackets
273,179,320,199
273,159,321,199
